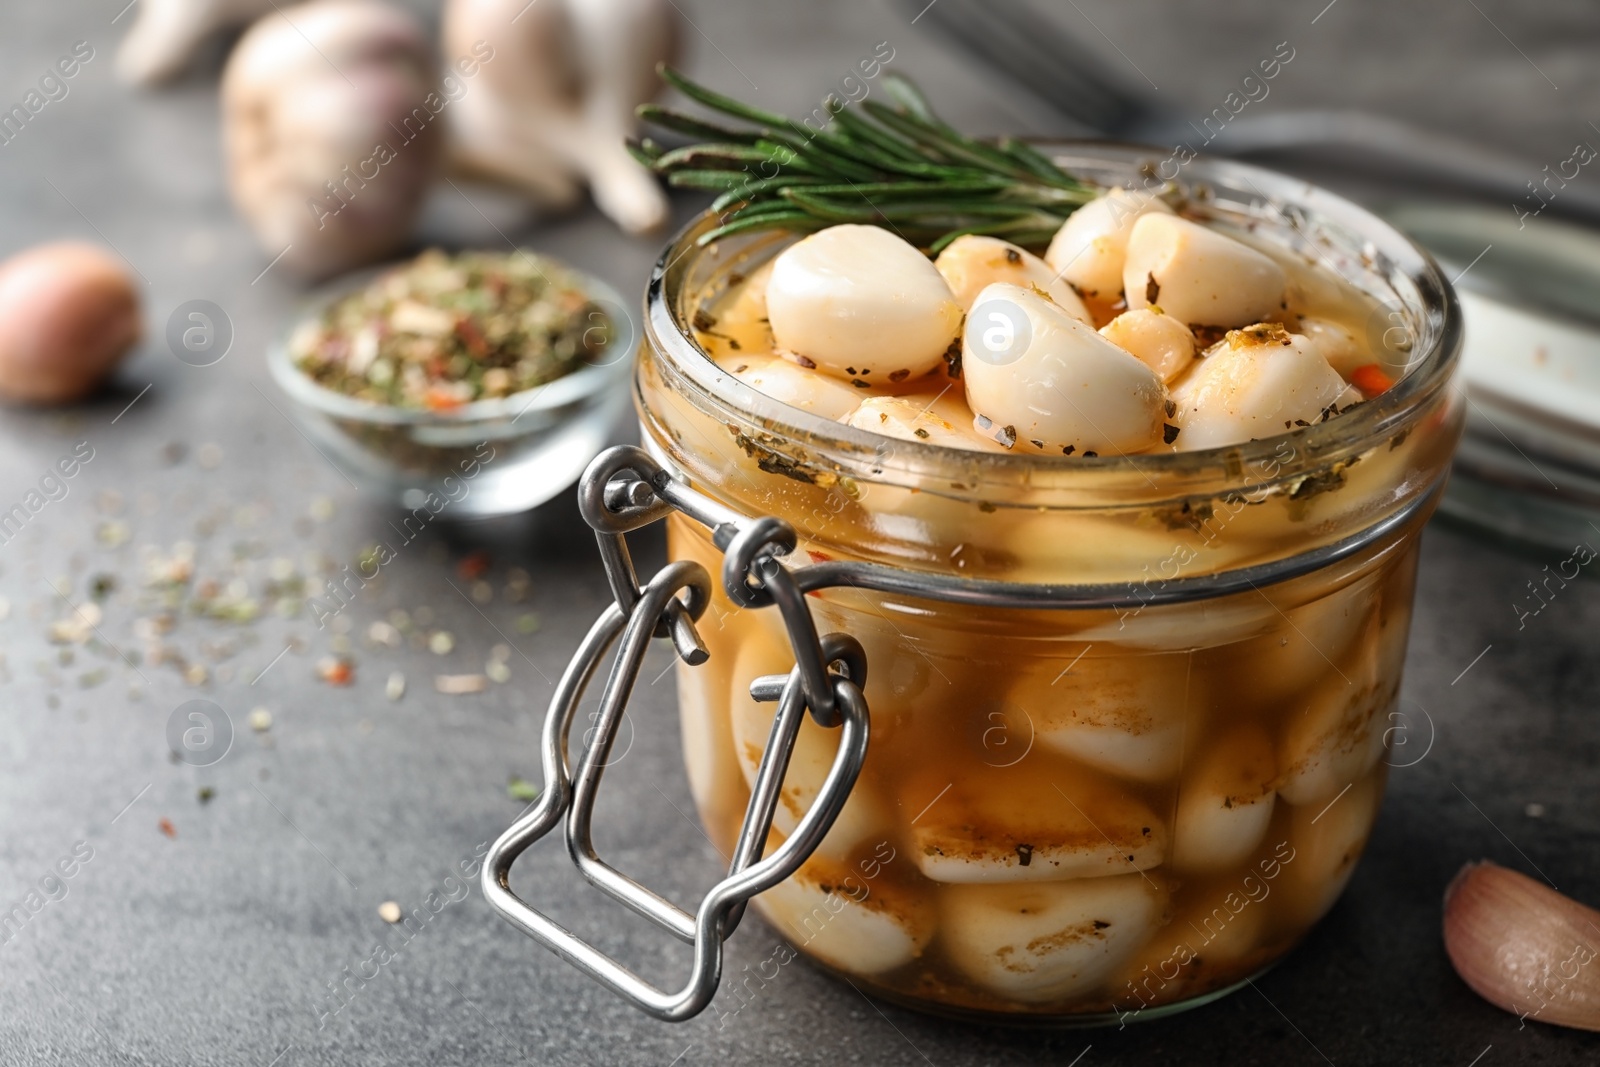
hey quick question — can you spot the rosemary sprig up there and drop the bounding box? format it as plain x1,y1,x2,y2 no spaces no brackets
636,67,1100,252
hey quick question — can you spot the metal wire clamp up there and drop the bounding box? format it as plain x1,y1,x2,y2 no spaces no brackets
483,443,1442,1020
481,446,871,1022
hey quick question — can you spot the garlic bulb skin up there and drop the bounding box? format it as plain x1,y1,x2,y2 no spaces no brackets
117,0,277,86
1045,188,1173,299
766,225,962,382
1123,214,1289,328
442,0,673,235
1169,325,1356,451
1444,861,1600,1032
934,235,1090,322
962,283,1166,455
1099,308,1197,384
222,0,441,279
0,243,140,405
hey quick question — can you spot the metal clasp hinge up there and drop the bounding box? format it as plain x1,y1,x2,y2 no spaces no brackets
481,447,870,1021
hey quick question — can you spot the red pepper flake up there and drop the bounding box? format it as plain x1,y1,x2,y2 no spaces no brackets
806,550,833,564
457,550,492,580
424,387,465,411
158,818,176,838
1350,363,1395,398
318,657,354,686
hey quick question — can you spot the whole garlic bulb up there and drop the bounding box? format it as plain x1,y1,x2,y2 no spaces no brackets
442,0,674,235
117,0,278,86
221,0,441,279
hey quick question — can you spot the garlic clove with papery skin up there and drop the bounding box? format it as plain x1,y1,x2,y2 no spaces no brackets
117,0,278,86
1123,214,1289,328
1444,861,1600,1032
766,224,962,383
222,0,442,279
1045,187,1174,300
961,282,1166,455
934,235,1091,322
442,0,674,235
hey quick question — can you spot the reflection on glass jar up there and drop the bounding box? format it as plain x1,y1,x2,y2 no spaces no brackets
642,148,1461,1023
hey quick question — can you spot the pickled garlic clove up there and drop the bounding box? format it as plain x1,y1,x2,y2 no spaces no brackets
939,875,1168,1003
1222,578,1379,711
1171,729,1277,875
842,395,1008,453
1046,188,1174,300
728,630,891,862
1021,650,1187,783
1295,315,1369,378
727,354,866,421
1276,612,1394,807
1275,770,1384,930
1113,883,1274,1010
962,283,1167,455
934,235,1091,322
909,773,1168,883
1098,308,1198,384
765,224,961,382
754,852,932,975
1168,324,1352,451
1123,215,1288,329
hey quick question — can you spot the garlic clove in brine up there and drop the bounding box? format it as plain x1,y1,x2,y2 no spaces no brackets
935,235,1091,322
1123,214,1289,329
1099,307,1198,384
765,224,962,383
961,282,1166,455
222,0,442,279
1168,324,1358,451
1045,187,1174,301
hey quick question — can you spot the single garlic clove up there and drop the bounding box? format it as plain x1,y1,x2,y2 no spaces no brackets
726,354,866,421
908,771,1167,883
1168,324,1352,451
935,235,1091,322
939,874,1168,1003
1444,861,1600,1032
755,852,932,975
0,243,141,405
1046,188,1174,300
841,395,1008,453
962,282,1166,455
1013,648,1188,783
1295,316,1370,378
1170,728,1277,875
1099,308,1197,384
1123,214,1289,328
1275,768,1384,930
766,225,962,383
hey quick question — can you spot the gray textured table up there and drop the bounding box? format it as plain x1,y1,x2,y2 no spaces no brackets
2,1,1598,1064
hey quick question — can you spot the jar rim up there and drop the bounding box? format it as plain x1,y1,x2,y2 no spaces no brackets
641,143,1462,507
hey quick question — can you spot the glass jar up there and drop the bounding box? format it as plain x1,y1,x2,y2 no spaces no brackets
628,146,1462,1024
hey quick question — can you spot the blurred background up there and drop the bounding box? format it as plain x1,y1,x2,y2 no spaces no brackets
0,1,1598,1064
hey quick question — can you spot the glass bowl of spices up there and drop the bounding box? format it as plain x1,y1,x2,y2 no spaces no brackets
268,248,633,516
